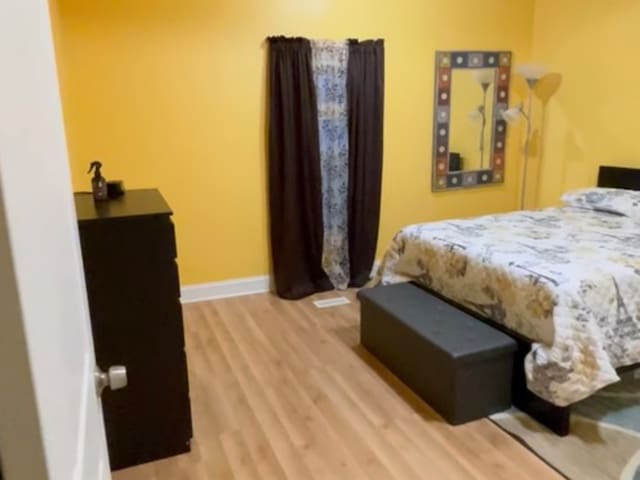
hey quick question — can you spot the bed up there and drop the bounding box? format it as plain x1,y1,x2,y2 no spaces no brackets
372,166,640,434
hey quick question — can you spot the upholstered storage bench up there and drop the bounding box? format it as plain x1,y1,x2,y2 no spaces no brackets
359,283,517,425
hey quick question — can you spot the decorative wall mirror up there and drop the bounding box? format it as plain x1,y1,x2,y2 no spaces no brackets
432,50,511,191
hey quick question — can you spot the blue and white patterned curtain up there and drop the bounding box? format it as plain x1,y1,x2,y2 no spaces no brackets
311,40,350,290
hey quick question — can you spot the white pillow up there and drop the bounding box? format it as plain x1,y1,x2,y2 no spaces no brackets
562,187,640,218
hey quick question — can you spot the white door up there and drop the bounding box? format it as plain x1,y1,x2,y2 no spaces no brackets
0,1,113,480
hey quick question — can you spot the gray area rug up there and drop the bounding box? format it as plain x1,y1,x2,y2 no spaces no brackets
491,372,640,480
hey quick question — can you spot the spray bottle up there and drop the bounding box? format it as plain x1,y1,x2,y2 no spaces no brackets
88,161,108,201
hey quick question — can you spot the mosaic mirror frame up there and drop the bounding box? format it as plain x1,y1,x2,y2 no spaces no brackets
432,50,511,191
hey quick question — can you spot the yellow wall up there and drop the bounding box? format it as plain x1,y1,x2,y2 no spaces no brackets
531,0,640,207
50,0,533,285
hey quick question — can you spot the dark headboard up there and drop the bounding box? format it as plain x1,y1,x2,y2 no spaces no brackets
597,166,640,191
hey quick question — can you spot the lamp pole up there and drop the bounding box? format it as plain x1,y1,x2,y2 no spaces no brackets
520,76,540,210
520,85,534,210
479,84,489,169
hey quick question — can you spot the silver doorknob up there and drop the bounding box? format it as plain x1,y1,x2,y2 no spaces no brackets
95,366,128,396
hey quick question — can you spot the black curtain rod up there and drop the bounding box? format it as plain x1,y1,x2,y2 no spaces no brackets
266,36,384,43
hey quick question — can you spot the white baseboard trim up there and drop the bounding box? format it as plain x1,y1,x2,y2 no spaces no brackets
181,260,381,304
181,275,271,304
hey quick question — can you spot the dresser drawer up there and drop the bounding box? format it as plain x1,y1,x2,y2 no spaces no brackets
79,215,178,264
102,348,192,470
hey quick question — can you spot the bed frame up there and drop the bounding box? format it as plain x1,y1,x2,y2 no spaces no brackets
426,166,640,436
597,165,640,190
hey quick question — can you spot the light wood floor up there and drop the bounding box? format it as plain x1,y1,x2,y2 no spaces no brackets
114,290,561,480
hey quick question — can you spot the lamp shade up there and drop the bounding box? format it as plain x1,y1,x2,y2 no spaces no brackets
473,68,494,87
515,64,546,81
468,109,483,122
501,107,522,123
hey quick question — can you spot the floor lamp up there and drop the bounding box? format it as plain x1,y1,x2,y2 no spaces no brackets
502,64,546,210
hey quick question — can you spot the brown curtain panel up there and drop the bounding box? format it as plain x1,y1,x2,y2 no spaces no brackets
347,39,385,287
267,37,332,299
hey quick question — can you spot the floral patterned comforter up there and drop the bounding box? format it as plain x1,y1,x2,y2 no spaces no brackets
372,207,640,406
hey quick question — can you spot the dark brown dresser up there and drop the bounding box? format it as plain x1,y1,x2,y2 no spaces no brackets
74,189,193,471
